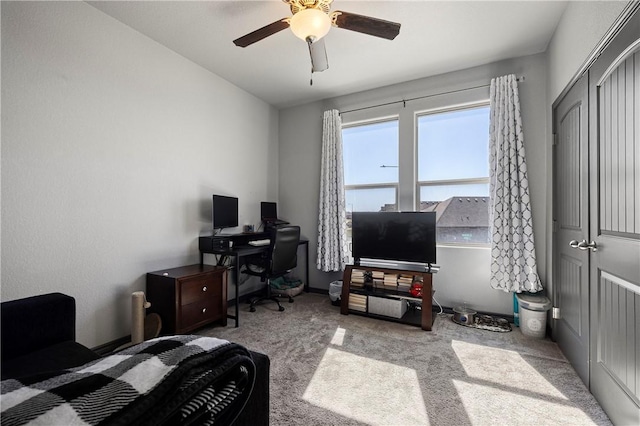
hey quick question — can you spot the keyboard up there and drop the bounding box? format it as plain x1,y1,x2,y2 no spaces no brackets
248,239,270,246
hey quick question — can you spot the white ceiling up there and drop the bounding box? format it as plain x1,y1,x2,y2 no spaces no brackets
88,1,568,109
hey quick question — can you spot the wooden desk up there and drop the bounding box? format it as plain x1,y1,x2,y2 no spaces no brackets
199,235,309,327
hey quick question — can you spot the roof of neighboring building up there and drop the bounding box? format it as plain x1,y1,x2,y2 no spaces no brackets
348,196,490,227
420,196,489,227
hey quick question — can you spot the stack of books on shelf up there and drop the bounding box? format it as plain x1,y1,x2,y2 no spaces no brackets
351,269,365,288
397,274,414,293
348,293,367,312
383,273,398,289
371,270,384,288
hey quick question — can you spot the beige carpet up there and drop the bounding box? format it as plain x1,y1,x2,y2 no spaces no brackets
198,293,610,426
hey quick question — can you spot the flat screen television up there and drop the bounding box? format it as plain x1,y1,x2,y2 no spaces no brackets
351,211,436,266
212,195,238,230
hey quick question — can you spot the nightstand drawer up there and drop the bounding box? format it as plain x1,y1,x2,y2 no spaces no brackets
181,298,217,330
181,274,220,306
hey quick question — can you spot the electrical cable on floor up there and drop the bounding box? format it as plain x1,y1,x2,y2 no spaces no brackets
237,263,252,285
433,296,444,315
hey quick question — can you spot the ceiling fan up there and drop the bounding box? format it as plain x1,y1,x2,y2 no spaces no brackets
233,0,401,76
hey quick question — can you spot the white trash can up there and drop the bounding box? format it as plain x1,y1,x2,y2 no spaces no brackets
329,280,343,306
516,292,552,338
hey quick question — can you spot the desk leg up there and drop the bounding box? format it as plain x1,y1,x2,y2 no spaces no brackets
224,254,240,328
234,257,240,327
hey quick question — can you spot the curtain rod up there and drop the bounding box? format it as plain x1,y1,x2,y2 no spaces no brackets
340,76,525,115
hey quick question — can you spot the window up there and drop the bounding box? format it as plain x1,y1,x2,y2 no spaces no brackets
341,101,490,248
342,118,399,244
417,104,490,244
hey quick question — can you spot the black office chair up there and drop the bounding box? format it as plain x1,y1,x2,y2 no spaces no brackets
243,225,301,312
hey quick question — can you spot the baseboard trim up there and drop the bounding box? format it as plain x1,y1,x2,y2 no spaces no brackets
92,335,131,356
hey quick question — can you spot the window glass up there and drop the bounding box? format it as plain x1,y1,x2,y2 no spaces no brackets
419,183,489,202
417,105,490,245
417,107,489,181
343,120,399,185
346,187,397,213
343,119,399,256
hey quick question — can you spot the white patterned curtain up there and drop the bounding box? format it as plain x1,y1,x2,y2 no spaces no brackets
489,75,542,293
317,109,348,272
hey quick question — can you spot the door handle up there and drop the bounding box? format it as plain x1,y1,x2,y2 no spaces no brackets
569,240,580,249
577,240,597,252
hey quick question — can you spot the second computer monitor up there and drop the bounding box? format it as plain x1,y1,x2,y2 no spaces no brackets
261,202,278,221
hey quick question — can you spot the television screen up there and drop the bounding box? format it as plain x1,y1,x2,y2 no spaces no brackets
212,195,238,230
351,211,436,265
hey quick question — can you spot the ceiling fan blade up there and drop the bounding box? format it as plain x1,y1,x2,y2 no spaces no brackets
332,11,401,40
233,18,290,47
308,38,329,73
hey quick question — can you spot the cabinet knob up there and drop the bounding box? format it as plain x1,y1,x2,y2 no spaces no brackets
202,308,207,314
202,286,207,292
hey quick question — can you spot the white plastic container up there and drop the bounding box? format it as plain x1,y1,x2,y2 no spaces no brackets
368,296,407,318
516,292,552,338
329,280,343,304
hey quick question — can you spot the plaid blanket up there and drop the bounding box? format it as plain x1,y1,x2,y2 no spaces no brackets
1,335,256,426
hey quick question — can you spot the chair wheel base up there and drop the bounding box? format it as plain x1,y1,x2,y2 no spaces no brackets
249,306,256,312
278,306,285,312
288,297,294,303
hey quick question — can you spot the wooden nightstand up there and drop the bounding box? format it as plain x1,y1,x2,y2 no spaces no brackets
146,264,228,334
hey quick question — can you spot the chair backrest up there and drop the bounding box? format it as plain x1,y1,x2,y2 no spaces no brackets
268,225,301,277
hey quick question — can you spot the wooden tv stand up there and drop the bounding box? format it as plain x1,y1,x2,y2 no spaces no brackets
340,264,435,331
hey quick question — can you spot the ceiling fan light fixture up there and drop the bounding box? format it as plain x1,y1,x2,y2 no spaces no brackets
289,8,331,41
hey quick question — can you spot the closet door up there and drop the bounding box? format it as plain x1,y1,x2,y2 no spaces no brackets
552,74,590,386
588,12,640,425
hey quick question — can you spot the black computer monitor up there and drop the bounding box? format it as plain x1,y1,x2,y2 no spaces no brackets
260,202,278,221
212,195,238,230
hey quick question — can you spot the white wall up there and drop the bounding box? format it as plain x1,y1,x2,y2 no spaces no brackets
547,1,629,101
279,53,548,316
1,2,279,348
543,0,629,301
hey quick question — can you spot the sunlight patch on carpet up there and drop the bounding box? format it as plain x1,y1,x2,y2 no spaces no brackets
302,347,429,425
451,340,567,399
452,379,599,425
330,327,346,346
